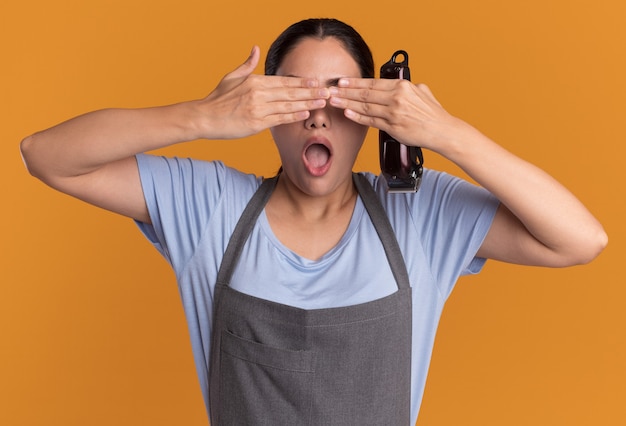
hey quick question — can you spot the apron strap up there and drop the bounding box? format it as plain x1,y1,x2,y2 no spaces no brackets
216,174,411,290
353,173,411,290
216,176,278,286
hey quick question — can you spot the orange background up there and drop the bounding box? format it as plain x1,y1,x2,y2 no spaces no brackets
2,0,625,424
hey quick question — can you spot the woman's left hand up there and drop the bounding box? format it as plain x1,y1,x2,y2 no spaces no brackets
329,78,466,155
330,77,607,267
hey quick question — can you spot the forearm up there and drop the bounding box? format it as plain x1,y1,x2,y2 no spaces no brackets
330,78,607,264
21,101,203,180
439,120,607,264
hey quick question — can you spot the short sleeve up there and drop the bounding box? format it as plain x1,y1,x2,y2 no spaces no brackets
134,154,227,272
405,170,499,298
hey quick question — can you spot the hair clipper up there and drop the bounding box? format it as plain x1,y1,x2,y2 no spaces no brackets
379,50,423,193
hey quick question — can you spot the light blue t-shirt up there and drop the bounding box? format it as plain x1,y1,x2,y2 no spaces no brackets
135,154,499,424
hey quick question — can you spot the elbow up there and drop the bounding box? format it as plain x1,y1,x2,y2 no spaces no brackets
562,225,609,267
577,226,609,265
20,135,38,176
20,133,53,182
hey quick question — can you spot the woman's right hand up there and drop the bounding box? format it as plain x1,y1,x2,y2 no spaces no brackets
194,46,330,140
20,46,329,224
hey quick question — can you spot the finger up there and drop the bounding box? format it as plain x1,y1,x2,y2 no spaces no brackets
328,83,391,124
253,98,326,125
268,110,312,127
244,97,327,131
224,46,260,81
247,108,314,131
268,98,327,114
328,86,389,111
329,87,389,107
329,95,387,120
337,77,396,90
261,74,321,89
263,85,330,103
328,79,396,113
342,108,388,130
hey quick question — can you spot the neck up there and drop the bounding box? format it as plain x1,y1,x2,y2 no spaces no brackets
264,172,359,260
269,173,357,222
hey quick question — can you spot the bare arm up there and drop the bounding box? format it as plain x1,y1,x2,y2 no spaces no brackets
329,79,608,267
20,46,330,223
20,104,202,223
439,120,606,266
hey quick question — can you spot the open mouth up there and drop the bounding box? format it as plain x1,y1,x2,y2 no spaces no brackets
305,143,331,168
303,139,332,176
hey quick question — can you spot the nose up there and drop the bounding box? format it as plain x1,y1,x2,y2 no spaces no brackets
304,106,330,129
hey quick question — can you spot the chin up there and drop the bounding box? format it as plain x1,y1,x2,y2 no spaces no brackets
292,169,353,197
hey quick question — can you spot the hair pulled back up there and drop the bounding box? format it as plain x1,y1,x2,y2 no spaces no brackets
265,18,374,78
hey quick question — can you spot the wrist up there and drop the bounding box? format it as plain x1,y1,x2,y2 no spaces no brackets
175,99,213,141
424,117,473,158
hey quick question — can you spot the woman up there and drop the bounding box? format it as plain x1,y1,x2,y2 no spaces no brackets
21,18,606,425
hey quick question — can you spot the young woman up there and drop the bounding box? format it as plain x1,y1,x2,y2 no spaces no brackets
21,18,606,425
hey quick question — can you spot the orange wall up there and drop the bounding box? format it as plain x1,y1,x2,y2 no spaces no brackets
2,0,625,424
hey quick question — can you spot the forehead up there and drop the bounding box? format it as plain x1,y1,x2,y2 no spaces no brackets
275,37,361,80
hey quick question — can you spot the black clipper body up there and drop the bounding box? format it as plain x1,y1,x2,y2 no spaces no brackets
379,50,424,193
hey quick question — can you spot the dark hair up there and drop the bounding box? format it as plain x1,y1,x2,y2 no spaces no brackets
265,18,374,78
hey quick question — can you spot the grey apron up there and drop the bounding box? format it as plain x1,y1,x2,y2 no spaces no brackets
209,174,412,425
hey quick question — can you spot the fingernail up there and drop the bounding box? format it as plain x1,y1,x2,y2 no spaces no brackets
296,110,310,120
338,78,349,87
318,88,330,97
329,87,339,95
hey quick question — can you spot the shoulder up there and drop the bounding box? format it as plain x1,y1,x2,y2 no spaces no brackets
135,154,264,235
357,168,478,209
135,154,262,195
357,168,498,238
